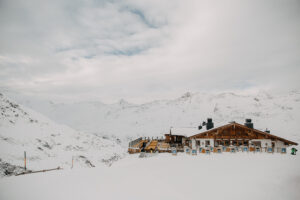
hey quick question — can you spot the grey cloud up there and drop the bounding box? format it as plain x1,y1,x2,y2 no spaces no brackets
0,0,299,103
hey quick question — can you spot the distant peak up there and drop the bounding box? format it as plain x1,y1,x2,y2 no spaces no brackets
118,99,134,106
119,99,128,104
216,92,238,98
257,90,273,99
181,92,192,99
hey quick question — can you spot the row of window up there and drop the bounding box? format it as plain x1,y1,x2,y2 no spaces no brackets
196,140,250,147
186,147,287,153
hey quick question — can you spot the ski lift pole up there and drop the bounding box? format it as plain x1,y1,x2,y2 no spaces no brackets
24,151,26,170
71,156,74,169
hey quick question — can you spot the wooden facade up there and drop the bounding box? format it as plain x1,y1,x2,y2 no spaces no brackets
189,122,297,146
164,134,185,145
128,121,298,154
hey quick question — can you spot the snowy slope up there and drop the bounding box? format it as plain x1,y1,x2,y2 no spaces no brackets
7,90,300,143
0,93,125,176
1,91,299,200
0,153,299,200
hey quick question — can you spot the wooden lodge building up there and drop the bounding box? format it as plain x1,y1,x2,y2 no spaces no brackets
128,119,298,154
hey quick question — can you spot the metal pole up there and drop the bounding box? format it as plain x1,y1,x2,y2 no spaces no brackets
24,151,26,170
71,156,74,169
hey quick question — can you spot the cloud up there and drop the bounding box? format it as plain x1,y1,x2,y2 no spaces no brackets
0,0,300,103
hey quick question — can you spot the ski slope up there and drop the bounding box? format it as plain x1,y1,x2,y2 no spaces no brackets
0,153,299,200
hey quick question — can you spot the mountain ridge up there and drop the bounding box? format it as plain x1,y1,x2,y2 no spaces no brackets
4,90,300,143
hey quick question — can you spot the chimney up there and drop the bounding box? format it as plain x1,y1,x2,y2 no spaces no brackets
244,119,254,129
206,118,214,130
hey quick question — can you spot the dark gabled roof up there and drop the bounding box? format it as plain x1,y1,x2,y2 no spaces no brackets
188,122,298,146
164,133,186,137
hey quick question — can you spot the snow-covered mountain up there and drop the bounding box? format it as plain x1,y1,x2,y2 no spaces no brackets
0,93,125,176
1,90,300,199
6,90,300,143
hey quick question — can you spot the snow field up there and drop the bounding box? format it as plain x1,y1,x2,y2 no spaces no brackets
0,153,299,200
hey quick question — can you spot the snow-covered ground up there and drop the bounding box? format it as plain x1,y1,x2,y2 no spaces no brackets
0,93,126,176
1,90,299,199
0,153,299,200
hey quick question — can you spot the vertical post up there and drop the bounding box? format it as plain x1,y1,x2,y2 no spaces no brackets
24,151,27,170
71,156,74,169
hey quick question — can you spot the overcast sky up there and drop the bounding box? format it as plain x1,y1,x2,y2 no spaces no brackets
0,0,300,103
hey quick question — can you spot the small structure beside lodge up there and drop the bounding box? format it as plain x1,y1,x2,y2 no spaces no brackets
128,118,298,154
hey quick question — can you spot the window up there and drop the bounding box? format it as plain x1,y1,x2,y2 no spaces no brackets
196,141,200,146
252,141,261,147
225,140,230,146
205,140,210,147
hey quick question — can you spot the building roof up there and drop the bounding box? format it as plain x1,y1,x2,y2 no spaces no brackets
188,122,298,146
166,127,200,137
